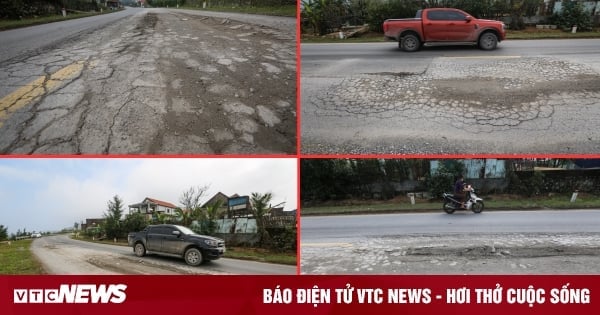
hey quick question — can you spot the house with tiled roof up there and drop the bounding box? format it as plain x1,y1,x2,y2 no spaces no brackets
128,197,178,220
201,192,242,219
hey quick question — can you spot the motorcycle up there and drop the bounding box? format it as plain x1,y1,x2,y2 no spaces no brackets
442,185,484,214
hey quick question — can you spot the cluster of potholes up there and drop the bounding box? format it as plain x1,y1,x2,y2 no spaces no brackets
301,233,600,274
311,57,600,133
154,12,296,153
0,11,296,154
405,245,600,258
85,254,224,275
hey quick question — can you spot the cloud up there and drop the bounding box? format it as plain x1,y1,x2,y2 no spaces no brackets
0,164,45,182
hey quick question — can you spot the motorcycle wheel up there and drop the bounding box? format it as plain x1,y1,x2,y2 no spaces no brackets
443,201,455,214
471,201,484,213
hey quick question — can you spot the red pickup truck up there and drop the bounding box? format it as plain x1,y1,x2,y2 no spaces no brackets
383,8,506,52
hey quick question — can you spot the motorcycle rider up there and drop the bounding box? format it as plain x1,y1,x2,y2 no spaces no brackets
454,174,467,209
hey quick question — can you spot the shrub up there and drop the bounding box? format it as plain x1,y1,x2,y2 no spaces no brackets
549,1,593,31
366,0,419,33
268,226,296,253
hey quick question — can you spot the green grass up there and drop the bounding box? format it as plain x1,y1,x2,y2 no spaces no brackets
0,239,45,274
302,194,600,216
223,246,296,265
0,10,122,31
507,29,600,39
180,5,296,17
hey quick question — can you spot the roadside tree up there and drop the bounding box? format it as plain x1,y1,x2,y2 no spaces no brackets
550,1,593,31
179,185,210,222
123,212,147,233
251,192,285,247
104,195,125,239
204,200,223,235
0,225,8,241
175,208,193,226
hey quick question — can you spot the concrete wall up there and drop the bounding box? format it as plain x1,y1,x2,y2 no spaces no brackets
431,159,506,179
216,218,257,234
214,218,259,246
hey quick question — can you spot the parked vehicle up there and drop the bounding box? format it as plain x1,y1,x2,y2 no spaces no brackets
31,233,42,238
442,185,484,214
383,8,506,52
127,224,225,266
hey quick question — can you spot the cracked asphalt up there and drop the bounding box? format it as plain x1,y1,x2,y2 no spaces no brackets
301,233,600,274
301,210,600,274
0,8,296,154
301,40,600,154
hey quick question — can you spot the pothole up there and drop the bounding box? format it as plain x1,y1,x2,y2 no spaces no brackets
405,245,600,258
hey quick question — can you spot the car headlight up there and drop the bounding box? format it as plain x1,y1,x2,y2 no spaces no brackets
204,239,219,247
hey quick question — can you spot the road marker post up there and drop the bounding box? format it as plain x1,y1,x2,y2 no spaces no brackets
570,191,578,202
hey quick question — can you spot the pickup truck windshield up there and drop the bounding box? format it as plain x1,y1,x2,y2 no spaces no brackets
177,225,196,235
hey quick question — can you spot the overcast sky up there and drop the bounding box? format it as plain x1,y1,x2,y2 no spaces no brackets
0,158,297,235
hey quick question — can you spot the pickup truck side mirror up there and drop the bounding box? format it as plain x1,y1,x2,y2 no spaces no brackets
465,16,473,22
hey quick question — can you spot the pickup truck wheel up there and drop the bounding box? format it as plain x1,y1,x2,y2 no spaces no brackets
184,248,203,266
134,243,146,257
479,32,498,50
401,34,420,52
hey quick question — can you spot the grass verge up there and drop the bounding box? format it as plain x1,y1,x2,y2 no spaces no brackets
73,234,296,265
180,5,296,17
223,246,296,265
0,239,45,274
507,28,600,39
302,194,600,216
0,10,122,31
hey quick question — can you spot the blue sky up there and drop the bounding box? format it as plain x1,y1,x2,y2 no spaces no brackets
0,158,297,235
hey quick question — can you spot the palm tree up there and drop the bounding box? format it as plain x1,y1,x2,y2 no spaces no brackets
175,208,193,226
155,213,170,224
204,200,223,235
187,206,206,234
251,192,284,246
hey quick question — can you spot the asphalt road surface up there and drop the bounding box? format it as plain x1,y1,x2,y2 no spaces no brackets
0,8,296,154
301,39,600,154
300,210,600,274
31,234,295,275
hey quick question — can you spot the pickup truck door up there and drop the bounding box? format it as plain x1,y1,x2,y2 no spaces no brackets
423,10,475,41
146,226,162,251
160,226,187,255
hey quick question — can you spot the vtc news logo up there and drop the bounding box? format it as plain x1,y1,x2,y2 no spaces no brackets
13,284,127,304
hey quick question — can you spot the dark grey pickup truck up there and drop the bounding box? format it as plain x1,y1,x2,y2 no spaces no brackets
127,224,226,266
